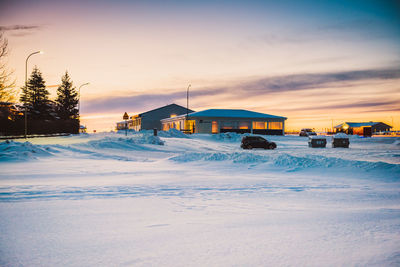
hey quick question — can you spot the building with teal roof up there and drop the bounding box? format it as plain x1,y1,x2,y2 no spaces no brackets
161,109,287,135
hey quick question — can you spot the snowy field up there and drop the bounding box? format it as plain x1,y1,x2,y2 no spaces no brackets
1,130,400,266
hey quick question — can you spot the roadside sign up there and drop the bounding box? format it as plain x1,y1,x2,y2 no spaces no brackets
123,112,129,136
123,112,129,120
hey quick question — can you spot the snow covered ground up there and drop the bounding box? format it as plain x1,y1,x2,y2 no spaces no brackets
1,131,399,266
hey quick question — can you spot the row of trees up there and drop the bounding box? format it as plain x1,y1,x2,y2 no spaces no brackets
0,32,80,135
20,67,79,120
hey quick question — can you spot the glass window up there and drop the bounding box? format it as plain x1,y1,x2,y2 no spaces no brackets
174,122,180,130
252,121,266,129
212,121,218,133
239,121,250,129
269,122,283,130
221,121,236,129
184,120,196,133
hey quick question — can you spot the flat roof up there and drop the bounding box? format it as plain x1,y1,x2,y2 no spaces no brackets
161,109,287,121
116,120,132,124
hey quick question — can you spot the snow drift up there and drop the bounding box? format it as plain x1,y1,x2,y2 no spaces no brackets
85,135,164,150
0,140,54,161
211,132,249,142
170,151,400,178
157,128,189,138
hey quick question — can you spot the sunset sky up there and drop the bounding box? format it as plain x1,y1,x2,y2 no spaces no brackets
1,0,399,131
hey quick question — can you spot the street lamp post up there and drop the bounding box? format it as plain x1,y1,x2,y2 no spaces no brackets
78,82,89,117
24,51,43,138
186,84,191,133
186,84,191,119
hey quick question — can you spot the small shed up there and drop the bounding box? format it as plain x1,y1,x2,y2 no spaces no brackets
161,109,287,135
334,122,392,137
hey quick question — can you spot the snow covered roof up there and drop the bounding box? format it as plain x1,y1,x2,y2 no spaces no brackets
309,135,326,139
334,122,383,128
177,109,286,119
333,133,348,138
116,120,132,124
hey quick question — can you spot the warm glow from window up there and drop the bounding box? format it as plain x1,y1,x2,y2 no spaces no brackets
185,120,196,133
162,124,168,131
170,114,177,118
269,122,283,130
252,121,266,129
239,121,250,129
212,121,218,134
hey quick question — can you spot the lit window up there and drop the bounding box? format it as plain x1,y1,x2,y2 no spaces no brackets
239,121,250,129
220,121,236,129
252,122,266,129
269,122,282,130
212,121,218,133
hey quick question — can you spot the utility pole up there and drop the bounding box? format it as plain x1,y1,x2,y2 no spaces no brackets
78,83,89,118
186,84,191,119
186,84,191,133
123,112,129,136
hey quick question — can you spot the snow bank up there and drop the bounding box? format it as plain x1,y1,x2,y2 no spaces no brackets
84,134,164,150
170,151,400,177
392,138,400,146
136,129,189,138
116,129,136,134
157,128,189,138
0,140,53,161
212,132,249,142
273,154,400,174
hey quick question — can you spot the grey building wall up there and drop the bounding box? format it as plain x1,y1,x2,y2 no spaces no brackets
372,123,392,132
140,104,194,130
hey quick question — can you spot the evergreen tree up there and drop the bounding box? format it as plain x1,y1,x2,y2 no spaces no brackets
56,71,78,119
20,66,50,118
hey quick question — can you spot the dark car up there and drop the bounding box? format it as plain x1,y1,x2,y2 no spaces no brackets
299,128,317,137
241,136,276,149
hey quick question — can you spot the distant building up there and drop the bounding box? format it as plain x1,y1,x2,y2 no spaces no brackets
79,125,87,133
334,122,392,137
116,103,194,131
0,102,23,121
161,109,287,135
116,121,129,131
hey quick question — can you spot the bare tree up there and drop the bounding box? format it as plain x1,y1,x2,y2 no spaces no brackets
0,32,16,102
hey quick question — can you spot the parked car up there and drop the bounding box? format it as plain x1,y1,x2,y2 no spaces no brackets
241,136,276,149
299,128,317,137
